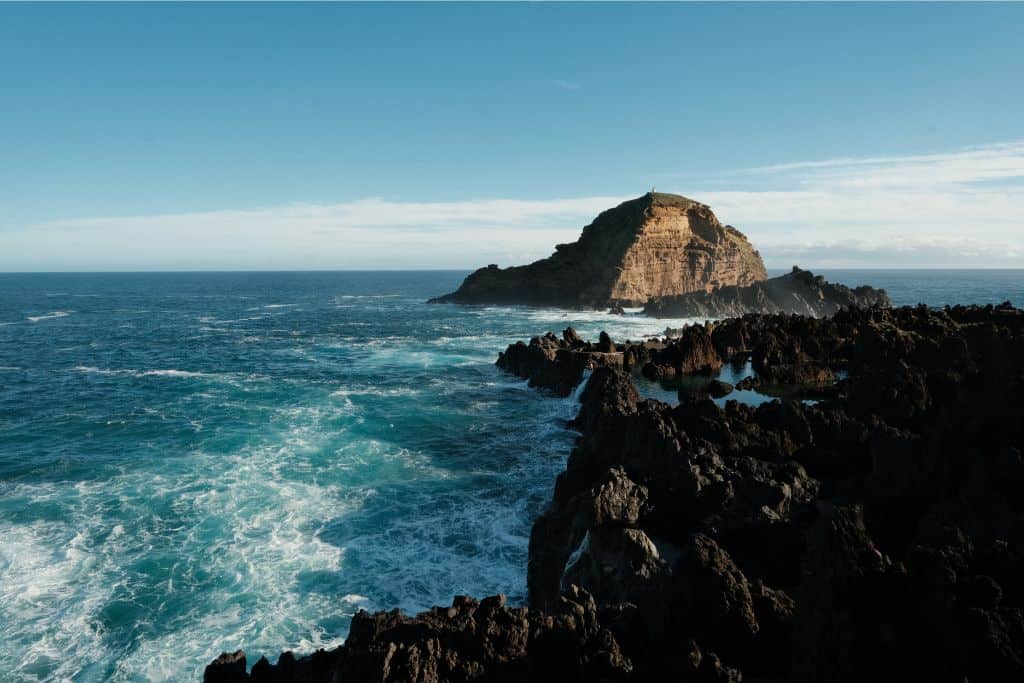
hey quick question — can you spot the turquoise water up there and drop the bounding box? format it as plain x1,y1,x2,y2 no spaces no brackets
1,270,1021,681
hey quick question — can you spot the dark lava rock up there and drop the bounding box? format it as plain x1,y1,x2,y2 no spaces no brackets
703,379,734,398
207,303,1024,682
523,303,1024,681
204,651,247,683
495,328,623,396
644,266,890,318
203,590,632,683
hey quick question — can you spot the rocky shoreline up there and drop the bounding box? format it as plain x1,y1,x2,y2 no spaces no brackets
206,302,1023,682
643,266,891,318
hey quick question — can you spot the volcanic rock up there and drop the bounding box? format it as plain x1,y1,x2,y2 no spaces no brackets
430,193,767,307
644,266,890,318
495,329,623,396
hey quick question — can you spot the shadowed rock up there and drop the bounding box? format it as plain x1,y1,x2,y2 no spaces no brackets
644,266,890,318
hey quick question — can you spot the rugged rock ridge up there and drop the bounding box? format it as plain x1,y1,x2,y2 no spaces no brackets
206,303,1024,682
429,193,767,308
495,328,640,396
644,266,891,318
527,303,1024,680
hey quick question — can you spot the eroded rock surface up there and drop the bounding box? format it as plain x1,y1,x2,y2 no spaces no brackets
430,193,767,308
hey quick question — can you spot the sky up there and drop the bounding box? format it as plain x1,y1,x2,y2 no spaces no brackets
1,2,1022,271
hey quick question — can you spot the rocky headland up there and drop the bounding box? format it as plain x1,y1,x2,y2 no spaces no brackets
644,266,892,319
429,193,767,308
206,303,1024,682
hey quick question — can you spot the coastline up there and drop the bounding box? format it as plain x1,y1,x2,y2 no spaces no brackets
206,301,1024,682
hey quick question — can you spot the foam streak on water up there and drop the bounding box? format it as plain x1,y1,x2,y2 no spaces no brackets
0,270,1020,681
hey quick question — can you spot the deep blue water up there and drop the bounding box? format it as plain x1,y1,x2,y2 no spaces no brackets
0,269,1021,681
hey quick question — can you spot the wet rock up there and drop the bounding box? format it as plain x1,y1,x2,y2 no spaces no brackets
224,590,632,683
703,379,733,398
563,326,584,348
496,330,623,396
204,651,247,683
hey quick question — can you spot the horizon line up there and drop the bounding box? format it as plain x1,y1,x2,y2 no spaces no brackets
3,266,1024,275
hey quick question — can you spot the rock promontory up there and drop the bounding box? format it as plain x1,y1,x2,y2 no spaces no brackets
429,193,767,308
644,266,891,318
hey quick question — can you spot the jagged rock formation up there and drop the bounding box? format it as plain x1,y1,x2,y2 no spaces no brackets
206,303,1024,682
429,193,767,307
644,266,891,318
528,303,1024,681
495,327,641,396
205,590,632,683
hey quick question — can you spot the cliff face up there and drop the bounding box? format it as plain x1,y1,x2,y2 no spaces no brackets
643,266,891,318
429,193,767,307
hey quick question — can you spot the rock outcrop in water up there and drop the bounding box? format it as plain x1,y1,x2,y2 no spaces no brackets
494,327,638,396
644,266,891,318
206,302,1024,682
429,193,767,308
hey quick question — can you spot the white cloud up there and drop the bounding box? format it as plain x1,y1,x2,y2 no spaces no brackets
1,197,627,271
698,140,1024,267
3,140,1022,270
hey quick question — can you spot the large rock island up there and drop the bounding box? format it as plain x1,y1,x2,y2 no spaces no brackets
429,192,767,308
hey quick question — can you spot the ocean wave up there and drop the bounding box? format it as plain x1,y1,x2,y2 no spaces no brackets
0,437,363,681
72,366,232,381
336,294,401,300
330,386,420,399
27,311,72,323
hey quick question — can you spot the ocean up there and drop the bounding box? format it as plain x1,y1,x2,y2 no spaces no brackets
1,269,1021,681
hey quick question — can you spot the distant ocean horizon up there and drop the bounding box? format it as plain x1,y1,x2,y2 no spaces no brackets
1,268,1022,681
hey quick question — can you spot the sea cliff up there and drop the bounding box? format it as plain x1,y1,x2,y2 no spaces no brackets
429,193,767,308
206,302,1024,682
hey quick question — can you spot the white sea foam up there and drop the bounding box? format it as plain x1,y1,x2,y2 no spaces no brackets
0,413,371,681
330,386,419,399
72,366,244,382
139,369,213,379
26,310,72,322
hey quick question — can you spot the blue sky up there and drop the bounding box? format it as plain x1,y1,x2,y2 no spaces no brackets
1,2,1022,270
